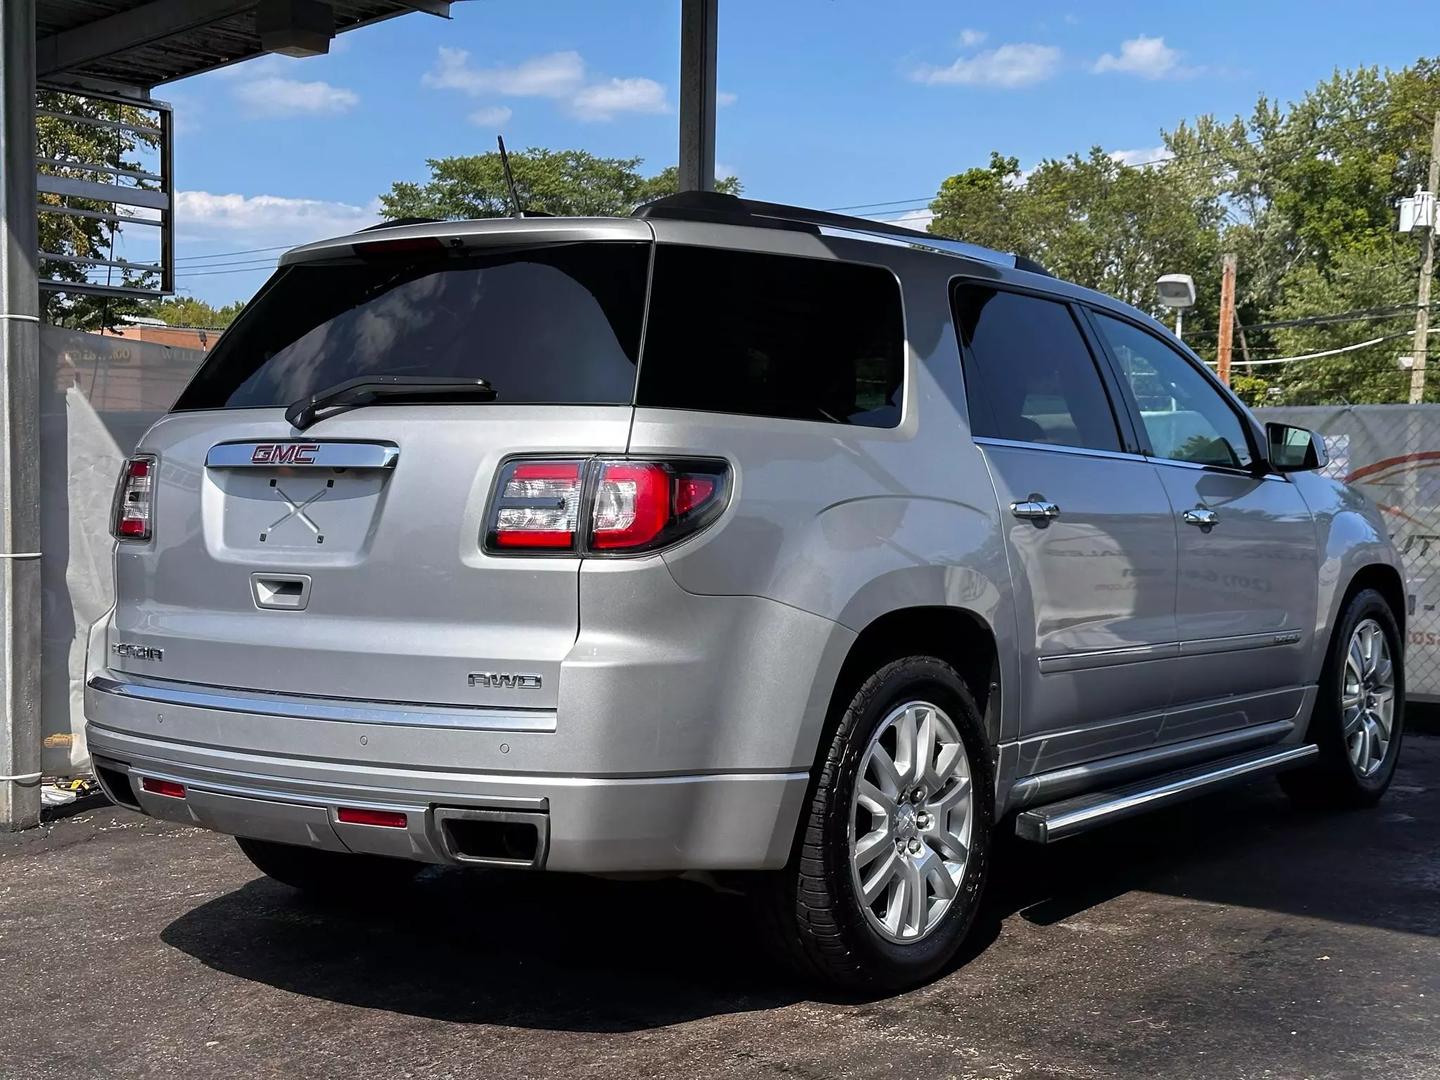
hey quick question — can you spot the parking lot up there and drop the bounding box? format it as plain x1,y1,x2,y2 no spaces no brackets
2,736,1437,1080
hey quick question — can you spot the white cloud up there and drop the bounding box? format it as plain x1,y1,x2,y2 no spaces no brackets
717,90,738,107
958,29,988,47
715,162,739,181
422,47,671,123
423,47,584,98
1092,35,1192,79
233,76,358,116
175,191,379,245
571,77,669,121
468,104,514,128
1110,145,1172,167
912,43,1062,88
872,208,934,232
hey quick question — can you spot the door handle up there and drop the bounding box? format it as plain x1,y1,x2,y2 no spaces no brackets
1182,507,1219,530
1011,496,1061,522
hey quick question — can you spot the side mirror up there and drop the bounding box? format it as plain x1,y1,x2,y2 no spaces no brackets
1265,422,1328,473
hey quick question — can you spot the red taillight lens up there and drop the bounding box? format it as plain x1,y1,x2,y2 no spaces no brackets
588,459,729,553
140,777,186,799
488,460,584,550
591,463,671,550
112,455,157,541
336,807,409,829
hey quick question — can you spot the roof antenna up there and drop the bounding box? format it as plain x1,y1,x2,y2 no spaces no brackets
496,135,523,218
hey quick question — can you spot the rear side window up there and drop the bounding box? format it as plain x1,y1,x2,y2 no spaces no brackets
174,243,650,411
637,246,904,428
954,285,1121,453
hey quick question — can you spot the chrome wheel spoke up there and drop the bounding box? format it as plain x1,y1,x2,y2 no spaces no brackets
900,855,928,937
854,825,893,869
868,744,905,800
861,849,902,906
928,775,971,817
857,779,896,819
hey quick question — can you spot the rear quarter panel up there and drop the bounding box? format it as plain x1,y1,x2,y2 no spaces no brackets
630,228,1018,751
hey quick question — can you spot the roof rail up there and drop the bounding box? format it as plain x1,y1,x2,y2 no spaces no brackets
359,216,442,231
632,191,1041,272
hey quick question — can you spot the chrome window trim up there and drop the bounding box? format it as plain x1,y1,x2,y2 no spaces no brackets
1145,455,1290,483
972,435,1149,465
88,673,557,733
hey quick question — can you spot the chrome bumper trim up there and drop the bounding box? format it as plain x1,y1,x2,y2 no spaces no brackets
87,673,557,733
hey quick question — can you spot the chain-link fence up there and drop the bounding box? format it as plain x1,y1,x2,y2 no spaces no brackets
1260,404,1440,699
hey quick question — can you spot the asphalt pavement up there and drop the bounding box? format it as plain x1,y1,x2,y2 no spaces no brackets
2,737,1437,1080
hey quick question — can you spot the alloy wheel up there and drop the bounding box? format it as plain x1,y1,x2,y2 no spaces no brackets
848,701,973,944
1342,618,1395,778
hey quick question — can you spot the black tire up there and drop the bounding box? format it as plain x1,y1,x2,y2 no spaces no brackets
235,836,422,897
755,656,993,991
1280,587,1405,809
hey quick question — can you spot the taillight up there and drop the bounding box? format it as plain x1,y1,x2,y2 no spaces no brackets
488,460,585,550
484,457,729,555
111,455,157,541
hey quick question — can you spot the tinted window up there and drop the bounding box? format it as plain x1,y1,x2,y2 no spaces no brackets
1092,313,1254,470
175,243,649,410
637,246,903,428
954,286,1121,452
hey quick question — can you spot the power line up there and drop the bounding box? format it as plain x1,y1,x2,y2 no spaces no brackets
174,244,290,264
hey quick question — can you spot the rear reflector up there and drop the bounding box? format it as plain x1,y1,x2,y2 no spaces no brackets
336,807,409,829
111,455,157,541
140,777,186,799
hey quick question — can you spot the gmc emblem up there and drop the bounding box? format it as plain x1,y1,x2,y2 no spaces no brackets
468,672,543,690
251,442,320,465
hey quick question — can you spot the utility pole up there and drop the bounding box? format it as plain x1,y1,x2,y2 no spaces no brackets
1216,253,1237,386
1,0,42,831
1409,109,1440,404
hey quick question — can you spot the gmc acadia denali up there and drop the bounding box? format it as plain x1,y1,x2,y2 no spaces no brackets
86,193,1406,989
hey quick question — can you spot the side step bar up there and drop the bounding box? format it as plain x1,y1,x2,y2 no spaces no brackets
1015,744,1318,843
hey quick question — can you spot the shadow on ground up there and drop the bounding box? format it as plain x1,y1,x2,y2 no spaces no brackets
160,738,1437,1033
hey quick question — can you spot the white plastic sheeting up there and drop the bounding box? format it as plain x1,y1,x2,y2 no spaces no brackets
1259,405,1440,699
39,326,205,774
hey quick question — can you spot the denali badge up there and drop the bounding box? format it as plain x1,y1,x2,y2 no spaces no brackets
468,672,543,690
113,642,164,662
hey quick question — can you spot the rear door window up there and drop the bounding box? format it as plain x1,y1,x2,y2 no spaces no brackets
174,243,650,411
953,285,1122,453
636,245,904,428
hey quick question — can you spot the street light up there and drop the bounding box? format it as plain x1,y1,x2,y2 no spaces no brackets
1156,273,1197,340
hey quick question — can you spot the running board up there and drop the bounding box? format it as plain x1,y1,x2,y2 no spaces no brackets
1014,744,1319,843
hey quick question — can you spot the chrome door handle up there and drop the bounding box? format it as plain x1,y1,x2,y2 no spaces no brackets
1011,497,1061,522
1182,508,1219,529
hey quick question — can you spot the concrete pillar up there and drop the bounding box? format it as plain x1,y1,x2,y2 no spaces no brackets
0,0,43,830
677,0,717,192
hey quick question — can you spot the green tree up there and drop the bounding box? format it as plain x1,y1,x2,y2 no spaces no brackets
149,296,246,329
928,147,1225,326
380,148,741,221
38,90,163,329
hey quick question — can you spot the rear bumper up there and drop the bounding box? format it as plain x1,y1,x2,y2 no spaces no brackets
85,697,809,873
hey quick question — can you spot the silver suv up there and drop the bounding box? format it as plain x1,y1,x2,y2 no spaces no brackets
86,194,1407,989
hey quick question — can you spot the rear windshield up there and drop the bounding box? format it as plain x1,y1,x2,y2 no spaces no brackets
174,242,650,411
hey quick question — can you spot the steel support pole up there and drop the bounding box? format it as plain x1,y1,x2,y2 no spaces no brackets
0,0,43,830
677,0,716,192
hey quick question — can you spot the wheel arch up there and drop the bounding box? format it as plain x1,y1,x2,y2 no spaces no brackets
825,605,1002,756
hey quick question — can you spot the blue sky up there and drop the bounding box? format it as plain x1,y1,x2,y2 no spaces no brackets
160,0,1438,305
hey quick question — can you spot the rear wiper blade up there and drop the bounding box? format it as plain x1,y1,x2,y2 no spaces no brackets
285,375,496,431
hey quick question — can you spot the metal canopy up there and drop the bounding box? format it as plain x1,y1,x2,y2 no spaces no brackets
36,0,452,89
